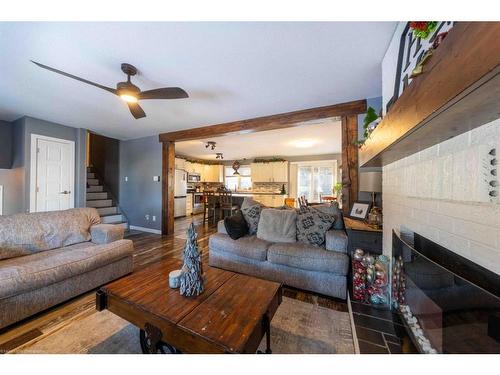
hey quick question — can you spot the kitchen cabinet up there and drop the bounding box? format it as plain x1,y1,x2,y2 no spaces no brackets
175,157,186,170
202,164,221,182
252,194,287,207
271,161,288,182
184,161,196,174
250,161,288,182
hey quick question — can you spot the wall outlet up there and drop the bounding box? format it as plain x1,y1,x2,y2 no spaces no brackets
153,176,160,182
124,176,128,182
152,216,156,222
145,214,150,221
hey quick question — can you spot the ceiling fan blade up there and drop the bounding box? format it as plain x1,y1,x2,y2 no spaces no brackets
127,102,146,119
138,87,188,100
31,60,117,95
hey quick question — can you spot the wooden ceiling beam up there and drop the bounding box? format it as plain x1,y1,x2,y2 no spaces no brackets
158,99,367,142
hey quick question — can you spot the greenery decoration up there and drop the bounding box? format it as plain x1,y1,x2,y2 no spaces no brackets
334,182,342,197
353,106,380,148
409,22,438,39
252,157,287,163
175,155,223,165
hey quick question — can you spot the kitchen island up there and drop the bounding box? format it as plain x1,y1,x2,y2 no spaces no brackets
190,191,288,210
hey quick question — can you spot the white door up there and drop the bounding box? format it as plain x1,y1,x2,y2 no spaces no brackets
30,135,75,212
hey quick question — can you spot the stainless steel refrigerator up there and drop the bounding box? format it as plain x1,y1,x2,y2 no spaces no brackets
174,169,187,218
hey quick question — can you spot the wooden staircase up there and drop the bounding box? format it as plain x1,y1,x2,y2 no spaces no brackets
86,167,128,230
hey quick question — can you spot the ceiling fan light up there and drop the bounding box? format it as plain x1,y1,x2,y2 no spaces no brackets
120,94,138,103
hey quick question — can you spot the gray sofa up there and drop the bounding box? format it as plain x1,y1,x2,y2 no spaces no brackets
0,208,133,329
209,219,350,299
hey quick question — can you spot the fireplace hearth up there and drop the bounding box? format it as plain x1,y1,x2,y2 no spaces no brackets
392,230,500,354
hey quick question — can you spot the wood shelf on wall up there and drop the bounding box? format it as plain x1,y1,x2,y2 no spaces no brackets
360,22,500,168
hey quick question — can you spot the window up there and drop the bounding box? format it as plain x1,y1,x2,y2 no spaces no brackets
224,165,252,191
296,161,336,203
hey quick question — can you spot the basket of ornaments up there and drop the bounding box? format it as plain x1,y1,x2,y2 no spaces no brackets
352,249,390,308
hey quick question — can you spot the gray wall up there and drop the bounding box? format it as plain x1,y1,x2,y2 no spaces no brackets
0,116,87,214
119,135,162,230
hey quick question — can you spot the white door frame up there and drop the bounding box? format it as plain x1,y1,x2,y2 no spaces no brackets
29,133,75,213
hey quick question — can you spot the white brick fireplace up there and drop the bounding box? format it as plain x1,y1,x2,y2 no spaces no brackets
382,118,500,274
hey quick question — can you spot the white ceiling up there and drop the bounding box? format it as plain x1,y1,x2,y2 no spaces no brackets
0,22,396,140
176,118,342,160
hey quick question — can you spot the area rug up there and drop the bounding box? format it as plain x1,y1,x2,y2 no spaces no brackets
12,297,354,354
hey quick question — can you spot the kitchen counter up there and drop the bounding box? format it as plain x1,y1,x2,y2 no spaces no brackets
191,191,285,196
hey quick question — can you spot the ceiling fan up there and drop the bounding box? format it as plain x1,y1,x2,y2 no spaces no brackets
31,61,189,119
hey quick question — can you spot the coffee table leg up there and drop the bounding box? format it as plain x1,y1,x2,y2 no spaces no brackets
140,323,179,354
257,314,272,354
264,314,272,354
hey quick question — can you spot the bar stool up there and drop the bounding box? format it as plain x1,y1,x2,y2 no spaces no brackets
203,191,218,225
219,191,239,219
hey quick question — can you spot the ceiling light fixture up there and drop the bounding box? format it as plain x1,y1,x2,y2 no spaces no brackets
119,94,138,103
216,153,224,160
205,141,217,150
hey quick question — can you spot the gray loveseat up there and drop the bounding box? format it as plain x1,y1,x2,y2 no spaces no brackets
209,210,350,299
0,207,134,329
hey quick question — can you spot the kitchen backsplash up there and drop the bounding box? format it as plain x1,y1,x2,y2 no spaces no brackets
253,182,289,193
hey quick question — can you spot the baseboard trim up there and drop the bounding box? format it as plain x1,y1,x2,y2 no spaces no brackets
129,225,162,235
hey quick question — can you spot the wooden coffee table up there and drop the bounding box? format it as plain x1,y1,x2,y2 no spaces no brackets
95,258,282,354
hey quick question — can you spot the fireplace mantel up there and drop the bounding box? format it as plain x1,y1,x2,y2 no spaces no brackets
360,22,500,167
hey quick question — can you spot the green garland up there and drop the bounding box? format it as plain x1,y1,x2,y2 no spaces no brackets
175,155,223,165
252,157,287,163
353,106,379,149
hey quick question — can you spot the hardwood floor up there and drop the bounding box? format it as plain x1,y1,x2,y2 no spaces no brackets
0,214,348,353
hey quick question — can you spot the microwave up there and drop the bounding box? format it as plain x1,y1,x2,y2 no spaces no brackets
187,173,201,182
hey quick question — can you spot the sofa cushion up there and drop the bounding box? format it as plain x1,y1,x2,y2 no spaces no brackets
257,208,297,243
325,229,348,254
208,233,270,261
0,208,101,260
267,242,349,275
223,211,249,240
91,224,125,244
296,206,336,246
217,220,228,234
241,204,262,235
0,239,133,300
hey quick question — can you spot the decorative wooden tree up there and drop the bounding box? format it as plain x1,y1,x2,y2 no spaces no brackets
179,223,204,297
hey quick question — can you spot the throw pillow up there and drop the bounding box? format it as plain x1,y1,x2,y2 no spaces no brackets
313,202,345,230
296,206,336,246
223,210,249,240
257,208,297,243
241,204,262,235
241,197,264,210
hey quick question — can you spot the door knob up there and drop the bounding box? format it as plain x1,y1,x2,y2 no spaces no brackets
60,190,71,194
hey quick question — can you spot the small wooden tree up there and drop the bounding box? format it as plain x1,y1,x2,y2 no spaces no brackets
179,223,204,297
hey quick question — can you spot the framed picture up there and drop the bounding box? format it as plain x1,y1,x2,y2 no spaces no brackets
349,201,371,220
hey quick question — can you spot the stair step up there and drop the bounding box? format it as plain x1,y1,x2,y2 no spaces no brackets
116,222,128,230
87,172,95,179
87,185,103,192
96,206,118,216
87,178,99,186
87,192,108,200
87,199,112,208
101,214,124,224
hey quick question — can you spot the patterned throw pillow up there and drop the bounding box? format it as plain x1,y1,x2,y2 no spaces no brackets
296,206,336,246
241,204,262,235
